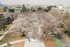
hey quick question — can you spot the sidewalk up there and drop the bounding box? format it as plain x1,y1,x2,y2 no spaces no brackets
24,38,45,47
0,38,27,47
57,34,70,47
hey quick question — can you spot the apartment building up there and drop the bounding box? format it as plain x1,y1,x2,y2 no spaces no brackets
51,5,70,16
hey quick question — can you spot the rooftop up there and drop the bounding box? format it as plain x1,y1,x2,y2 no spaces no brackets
0,3,4,8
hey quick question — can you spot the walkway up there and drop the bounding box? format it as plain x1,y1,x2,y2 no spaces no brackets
57,34,70,47
24,38,45,47
0,38,27,47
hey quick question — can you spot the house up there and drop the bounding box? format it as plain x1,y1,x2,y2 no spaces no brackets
0,3,4,12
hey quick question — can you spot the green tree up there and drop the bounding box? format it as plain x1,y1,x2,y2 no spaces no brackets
44,9,49,12
37,7,42,10
31,9,36,12
20,5,27,12
9,9,14,12
44,6,55,12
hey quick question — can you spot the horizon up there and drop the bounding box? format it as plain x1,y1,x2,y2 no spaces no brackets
0,0,69,6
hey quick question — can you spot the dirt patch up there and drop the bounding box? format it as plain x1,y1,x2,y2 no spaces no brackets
10,32,26,47
15,32,26,40
44,37,57,47
59,28,66,31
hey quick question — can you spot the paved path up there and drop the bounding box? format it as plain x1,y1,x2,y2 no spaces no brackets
0,38,27,47
24,38,45,47
0,38,45,47
57,34,70,47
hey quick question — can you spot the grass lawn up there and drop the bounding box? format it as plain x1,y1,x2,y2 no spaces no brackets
53,35,63,47
0,32,17,45
0,24,13,35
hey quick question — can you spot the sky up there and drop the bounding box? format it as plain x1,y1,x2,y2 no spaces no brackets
0,0,69,5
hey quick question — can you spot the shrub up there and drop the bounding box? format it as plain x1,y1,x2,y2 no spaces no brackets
44,9,49,12
37,7,42,10
64,30,69,33
31,9,36,12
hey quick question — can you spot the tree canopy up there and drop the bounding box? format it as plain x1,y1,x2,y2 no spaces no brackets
8,11,63,41
9,9,14,12
20,5,27,12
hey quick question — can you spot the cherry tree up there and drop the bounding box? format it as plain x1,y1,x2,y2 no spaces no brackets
8,11,63,41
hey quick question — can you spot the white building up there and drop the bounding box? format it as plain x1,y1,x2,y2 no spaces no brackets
51,5,70,16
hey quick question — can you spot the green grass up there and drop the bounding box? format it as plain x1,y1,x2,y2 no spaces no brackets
53,35,63,47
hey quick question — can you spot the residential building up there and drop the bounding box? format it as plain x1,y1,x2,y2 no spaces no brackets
0,3,4,12
51,5,70,16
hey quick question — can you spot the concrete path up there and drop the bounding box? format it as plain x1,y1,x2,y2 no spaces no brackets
0,38,27,47
24,38,45,47
57,34,70,47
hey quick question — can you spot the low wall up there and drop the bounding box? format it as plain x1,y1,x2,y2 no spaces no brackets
61,32,70,45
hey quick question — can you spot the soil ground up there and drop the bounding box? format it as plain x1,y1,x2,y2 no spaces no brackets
10,32,26,47
44,37,57,47
10,33,58,47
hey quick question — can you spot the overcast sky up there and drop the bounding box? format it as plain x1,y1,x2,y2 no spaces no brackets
0,0,69,5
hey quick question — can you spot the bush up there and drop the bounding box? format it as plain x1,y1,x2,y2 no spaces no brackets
44,9,49,12
64,30,69,33
58,25,64,28
9,9,14,12
31,9,36,12
37,7,42,10
44,6,53,12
